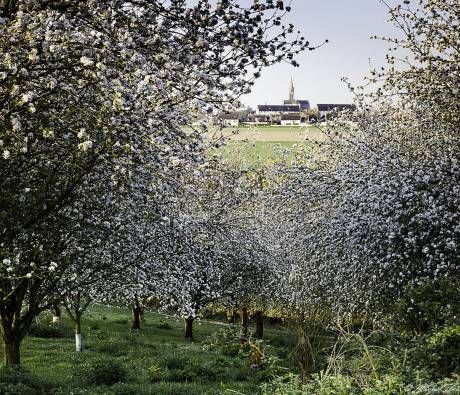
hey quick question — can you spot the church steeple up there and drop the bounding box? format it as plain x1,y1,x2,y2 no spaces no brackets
288,77,295,102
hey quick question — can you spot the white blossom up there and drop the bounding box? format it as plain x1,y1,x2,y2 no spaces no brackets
78,140,93,152
80,56,94,67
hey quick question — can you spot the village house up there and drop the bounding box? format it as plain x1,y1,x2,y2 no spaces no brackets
242,114,270,125
280,113,302,126
217,79,354,126
317,103,356,120
256,104,301,116
221,112,241,126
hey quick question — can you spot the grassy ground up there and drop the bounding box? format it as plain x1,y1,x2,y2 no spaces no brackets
218,141,315,165
222,125,322,133
212,125,324,142
220,141,297,165
0,305,295,395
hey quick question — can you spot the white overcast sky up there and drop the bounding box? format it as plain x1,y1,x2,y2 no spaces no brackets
242,0,401,108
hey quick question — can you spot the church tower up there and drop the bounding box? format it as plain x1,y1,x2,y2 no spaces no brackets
288,77,295,102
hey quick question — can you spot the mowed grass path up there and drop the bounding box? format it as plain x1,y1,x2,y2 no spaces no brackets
0,305,295,395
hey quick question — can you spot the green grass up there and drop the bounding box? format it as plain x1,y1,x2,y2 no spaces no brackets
222,125,322,133
0,305,295,395
219,141,313,165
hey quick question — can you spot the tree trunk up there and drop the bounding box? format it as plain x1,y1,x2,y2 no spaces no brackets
3,336,20,367
254,311,264,339
184,317,194,341
131,295,143,329
132,307,141,330
52,303,61,323
238,304,249,342
0,280,37,367
75,315,83,352
140,307,145,322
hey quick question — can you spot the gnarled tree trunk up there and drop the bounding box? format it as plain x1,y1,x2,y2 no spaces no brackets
238,304,249,342
254,311,264,339
0,279,37,367
132,296,143,330
132,307,141,330
3,335,21,367
184,317,194,341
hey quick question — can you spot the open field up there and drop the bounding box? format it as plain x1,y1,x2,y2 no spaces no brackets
210,125,325,142
0,305,295,395
219,141,311,164
206,125,323,164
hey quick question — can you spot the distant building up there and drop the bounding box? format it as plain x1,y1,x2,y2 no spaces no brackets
256,104,300,115
256,78,310,120
219,108,252,126
288,77,295,102
221,112,241,126
280,113,302,126
284,99,310,111
317,104,355,120
243,114,270,125
283,78,311,110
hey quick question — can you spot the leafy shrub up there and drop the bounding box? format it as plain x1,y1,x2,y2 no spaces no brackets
186,360,217,381
220,343,241,357
425,326,460,378
106,383,146,395
259,373,304,394
157,356,218,383
249,340,264,367
148,362,165,383
268,336,291,348
163,364,216,383
162,355,187,370
203,327,239,348
261,373,398,395
93,329,110,341
393,278,460,334
0,368,53,394
0,383,37,395
260,373,460,395
156,321,173,330
95,340,127,357
28,322,71,338
52,383,147,395
147,382,215,395
124,332,142,347
89,322,100,330
234,370,249,381
84,358,126,386
164,367,197,383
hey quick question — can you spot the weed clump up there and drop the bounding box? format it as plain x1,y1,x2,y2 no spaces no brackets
84,358,126,386
0,368,54,395
156,321,173,330
28,322,71,339
425,325,460,378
